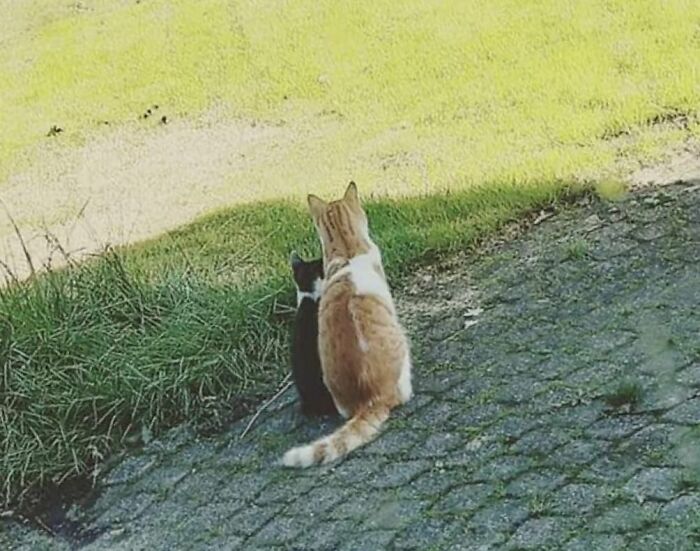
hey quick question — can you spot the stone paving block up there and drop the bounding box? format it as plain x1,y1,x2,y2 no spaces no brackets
507,517,579,549
466,499,529,537
173,439,222,468
505,469,567,498
247,515,305,546
623,467,682,502
103,454,157,486
547,401,605,428
168,470,230,507
510,427,572,456
403,469,455,499
616,423,677,465
292,485,349,518
362,498,429,530
291,519,356,550
227,503,282,537
338,530,396,551
253,474,316,505
626,527,699,551
411,431,462,458
591,502,653,533
325,456,386,488
563,533,627,551
391,518,462,549
663,397,700,424
484,414,541,442
677,364,700,387
366,459,430,489
432,483,495,517
660,494,700,523
549,483,606,516
215,471,271,504
329,490,393,520
581,455,641,485
90,490,159,529
586,414,652,441
131,463,192,494
639,383,695,410
547,438,609,469
471,454,534,483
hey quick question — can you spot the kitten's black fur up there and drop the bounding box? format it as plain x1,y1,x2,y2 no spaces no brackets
290,252,338,417
290,253,338,416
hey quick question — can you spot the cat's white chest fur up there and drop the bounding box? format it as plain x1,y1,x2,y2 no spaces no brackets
296,277,322,306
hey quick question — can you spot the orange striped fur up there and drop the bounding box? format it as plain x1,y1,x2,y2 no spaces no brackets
282,182,413,467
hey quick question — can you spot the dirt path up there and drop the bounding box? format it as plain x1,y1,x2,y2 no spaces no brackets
0,109,330,280
4,178,699,550
1,103,436,281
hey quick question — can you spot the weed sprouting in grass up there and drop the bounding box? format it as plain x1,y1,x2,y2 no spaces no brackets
675,474,700,494
604,380,644,409
527,492,552,518
563,238,589,261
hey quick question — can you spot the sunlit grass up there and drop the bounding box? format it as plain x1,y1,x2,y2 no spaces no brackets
2,0,699,186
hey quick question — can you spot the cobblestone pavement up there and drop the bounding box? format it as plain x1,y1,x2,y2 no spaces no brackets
4,181,700,550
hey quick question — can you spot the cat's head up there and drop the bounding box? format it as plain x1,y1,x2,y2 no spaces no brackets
307,182,371,260
290,251,323,303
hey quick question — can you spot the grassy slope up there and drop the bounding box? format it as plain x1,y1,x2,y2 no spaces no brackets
2,0,700,506
2,0,699,187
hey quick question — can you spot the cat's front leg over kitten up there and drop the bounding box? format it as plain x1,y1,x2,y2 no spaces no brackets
283,182,413,467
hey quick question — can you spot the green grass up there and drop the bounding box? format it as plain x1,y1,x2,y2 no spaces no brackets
2,0,700,508
604,380,644,409
563,238,590,261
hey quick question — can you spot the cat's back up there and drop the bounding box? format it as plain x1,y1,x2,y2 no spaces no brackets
322,249,393,308
320,252,403,343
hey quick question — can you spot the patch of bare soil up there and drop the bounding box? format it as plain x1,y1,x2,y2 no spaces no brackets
630,142,700,189
0,109,311,281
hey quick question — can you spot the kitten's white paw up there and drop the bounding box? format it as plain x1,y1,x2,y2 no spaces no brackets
282,445,315,468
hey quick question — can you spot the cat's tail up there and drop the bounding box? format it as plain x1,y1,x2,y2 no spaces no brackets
282,402,391,468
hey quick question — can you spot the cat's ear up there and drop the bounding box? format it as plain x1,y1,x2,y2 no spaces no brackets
343,181,360,207
290,250,303,269
307,194,327,219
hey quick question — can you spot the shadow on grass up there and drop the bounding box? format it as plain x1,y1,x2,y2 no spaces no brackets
0,178,585,510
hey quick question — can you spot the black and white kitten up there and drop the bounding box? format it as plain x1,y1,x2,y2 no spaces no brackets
290,252,338,416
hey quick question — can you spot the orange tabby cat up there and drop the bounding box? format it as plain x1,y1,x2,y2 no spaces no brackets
282,182,413,467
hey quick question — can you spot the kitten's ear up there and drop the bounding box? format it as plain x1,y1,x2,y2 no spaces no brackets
344,181,360,207
290,250,303,269
307,194,327,219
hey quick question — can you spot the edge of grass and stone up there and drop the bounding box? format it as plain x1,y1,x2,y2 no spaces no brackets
1,177,589,510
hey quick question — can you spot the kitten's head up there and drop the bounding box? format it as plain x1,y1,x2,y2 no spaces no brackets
290,251,323,303
307,182,371,260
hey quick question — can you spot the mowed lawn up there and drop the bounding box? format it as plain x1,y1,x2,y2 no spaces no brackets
2,0,700,507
